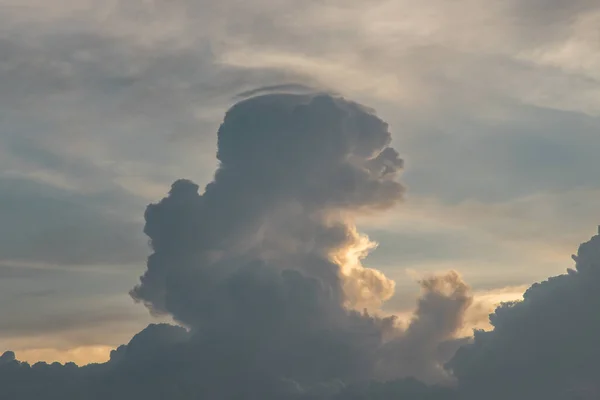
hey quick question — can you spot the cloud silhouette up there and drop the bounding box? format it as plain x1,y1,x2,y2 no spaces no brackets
448,227,600,399
376,272,473,384
130,92,404,325
4,90,600,400
11,91,600,399
5,90,600,400
0,92,482,399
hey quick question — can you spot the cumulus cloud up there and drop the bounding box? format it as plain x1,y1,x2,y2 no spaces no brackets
127,92,412,390
0,92,480,399
376,272,473,384
2,0,600,398
448,227,600,399
130,92,405,324
0,177,147,266
3,87,600,400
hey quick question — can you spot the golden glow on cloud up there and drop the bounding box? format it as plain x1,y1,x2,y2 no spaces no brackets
385,283,527,337
460,285,528,335
16,346,113,366
329,222,396,310
4,283,527,367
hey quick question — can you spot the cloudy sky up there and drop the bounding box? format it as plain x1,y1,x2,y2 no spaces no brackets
1,0,600,368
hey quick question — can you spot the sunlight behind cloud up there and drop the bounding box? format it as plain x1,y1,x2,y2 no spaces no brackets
16,346,112,366
1,0,600,397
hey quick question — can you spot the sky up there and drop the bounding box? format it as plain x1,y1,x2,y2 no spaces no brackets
1,0,600,394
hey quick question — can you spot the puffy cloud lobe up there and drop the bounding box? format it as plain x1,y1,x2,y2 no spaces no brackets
448,228,600,399
214,94,403,209
131,93,404,324
0,281,470,399
127,93,414,392
376,272,473,384
0,351,15,365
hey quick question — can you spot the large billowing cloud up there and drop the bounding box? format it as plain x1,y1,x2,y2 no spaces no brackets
2,0,600,397
7,89,600,400
127,92,471,390
130,92,405,323
3,89,600,400
448,228,600,399
0,93,474,399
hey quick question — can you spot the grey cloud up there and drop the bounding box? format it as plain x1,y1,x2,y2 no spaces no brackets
7,89,600,400
131,93,404,323
447,228,600,399
2,0,599,225
376,272,473,384
0,323,367,399
0,177,147,266
127,93,409,391
0,11,321,221
393,101,600,203
0,299,141,343
334,379,458,400
2,0,600,398
510,0,600,35
0,93,476,399
0,281,468,399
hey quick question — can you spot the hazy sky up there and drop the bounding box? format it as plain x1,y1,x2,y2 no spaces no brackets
1,0,600,367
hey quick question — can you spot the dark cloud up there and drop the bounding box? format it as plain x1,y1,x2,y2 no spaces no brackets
127,92,412,391
2,0,600,397
376,272,473,384
0,16,320,218
0,93,479,399
509,0,600,33
8,91,600,400
334,378,459,400
4,87,600,400
448,227,600,399
131,93,405,323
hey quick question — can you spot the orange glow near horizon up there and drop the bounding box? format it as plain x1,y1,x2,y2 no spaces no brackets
15,346,113,366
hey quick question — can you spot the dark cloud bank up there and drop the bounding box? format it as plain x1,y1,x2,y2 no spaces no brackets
1,92,599,399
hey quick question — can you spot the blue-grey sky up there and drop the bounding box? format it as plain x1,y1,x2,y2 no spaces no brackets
1,0,600,365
